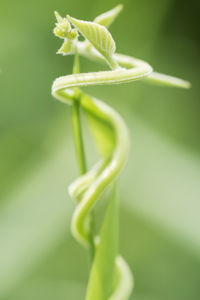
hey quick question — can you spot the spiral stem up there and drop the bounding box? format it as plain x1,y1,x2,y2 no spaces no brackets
52,9,190,300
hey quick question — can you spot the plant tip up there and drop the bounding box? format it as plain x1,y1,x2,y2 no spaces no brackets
117,4,123,11
54,11,62,23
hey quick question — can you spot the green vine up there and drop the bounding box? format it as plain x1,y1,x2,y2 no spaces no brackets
51,5,190,300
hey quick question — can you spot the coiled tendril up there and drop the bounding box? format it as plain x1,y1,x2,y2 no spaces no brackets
51,5,190,300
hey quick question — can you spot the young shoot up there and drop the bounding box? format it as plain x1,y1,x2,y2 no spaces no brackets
51,4,190,300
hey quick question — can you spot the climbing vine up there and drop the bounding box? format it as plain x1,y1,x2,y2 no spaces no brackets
52,5,190,300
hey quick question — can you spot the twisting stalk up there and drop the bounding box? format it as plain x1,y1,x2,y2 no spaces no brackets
72,50,96,262
51,5,190,300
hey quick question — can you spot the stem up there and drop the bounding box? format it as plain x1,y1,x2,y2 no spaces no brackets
72,50,95,263
106,54,120,70
72,99,96,263
72,101,86,175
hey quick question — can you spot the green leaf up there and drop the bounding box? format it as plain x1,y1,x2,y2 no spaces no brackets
67,15,118,68
86,186,118,300
81,94,115,158
94,4,123,28
56,39,72,55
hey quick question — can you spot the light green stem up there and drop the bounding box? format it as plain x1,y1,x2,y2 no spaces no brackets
72,100,86,175
52,7,190,300
72,99,96,262
72,51,96,262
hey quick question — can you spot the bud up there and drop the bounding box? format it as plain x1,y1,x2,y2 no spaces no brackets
53,11,71,39
53,11,78,55
67,28,78,40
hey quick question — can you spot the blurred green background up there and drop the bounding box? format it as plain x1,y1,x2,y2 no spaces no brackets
0,0,200,299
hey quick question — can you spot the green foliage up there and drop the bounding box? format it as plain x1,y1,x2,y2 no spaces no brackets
67,15,118,69
0,1,198,300
52,4,190,300
94,4,123,28
86,187,118,300
82,94,115,157
54,11,78,55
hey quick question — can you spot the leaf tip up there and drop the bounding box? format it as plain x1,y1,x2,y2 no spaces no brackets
94,4,123,28
54,11,62,23
67,15,75,23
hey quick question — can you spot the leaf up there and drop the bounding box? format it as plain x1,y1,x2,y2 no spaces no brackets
56,39,72,55
67,15,116,65
81,94,115,158
93,4,123,28
86,186,118,300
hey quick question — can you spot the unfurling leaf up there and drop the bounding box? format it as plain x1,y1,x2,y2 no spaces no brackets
56,39,72,55
54,11,78,55
67,15,117,67
94,4,123,28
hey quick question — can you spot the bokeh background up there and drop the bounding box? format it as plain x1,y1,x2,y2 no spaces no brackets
0,0,200,299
